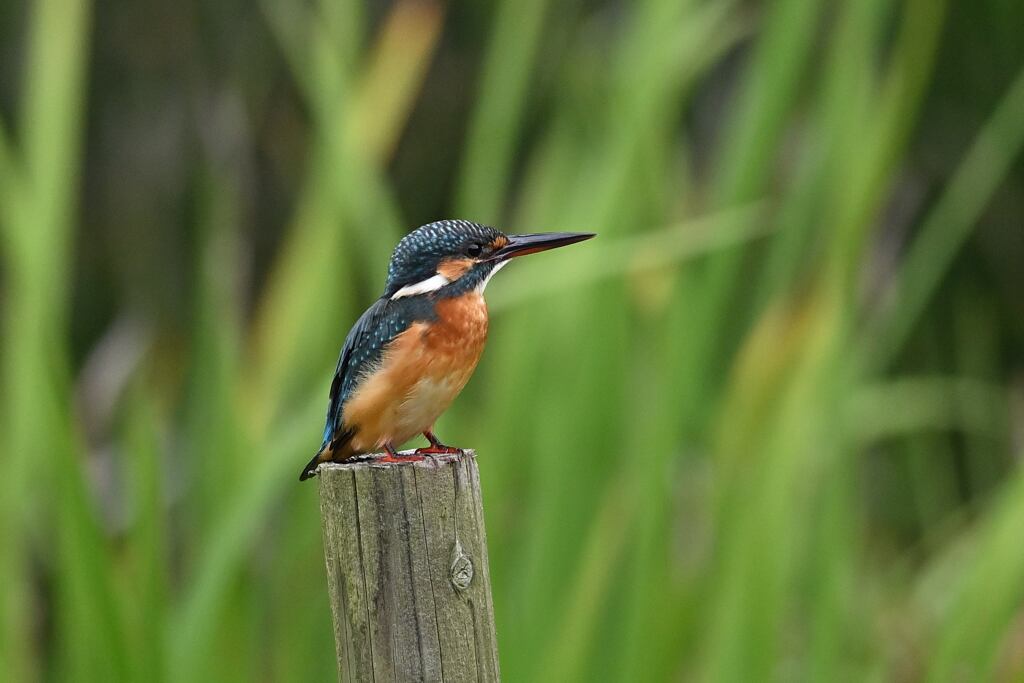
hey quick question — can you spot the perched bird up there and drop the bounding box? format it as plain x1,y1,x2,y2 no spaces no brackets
299,219,594,481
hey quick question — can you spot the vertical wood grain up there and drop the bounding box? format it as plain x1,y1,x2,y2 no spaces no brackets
318,450,500,682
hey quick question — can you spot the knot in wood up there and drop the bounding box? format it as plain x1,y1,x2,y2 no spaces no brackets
449,539,474,591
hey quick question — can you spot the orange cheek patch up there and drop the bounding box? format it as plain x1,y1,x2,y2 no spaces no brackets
490,235,508,251
437,257,474,280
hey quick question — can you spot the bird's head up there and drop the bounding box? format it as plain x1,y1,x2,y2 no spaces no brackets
384,219,595,300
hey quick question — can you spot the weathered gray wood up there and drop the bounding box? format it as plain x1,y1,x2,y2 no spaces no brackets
318,450,500,682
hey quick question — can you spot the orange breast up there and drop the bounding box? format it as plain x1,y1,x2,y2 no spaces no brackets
342,293,489,451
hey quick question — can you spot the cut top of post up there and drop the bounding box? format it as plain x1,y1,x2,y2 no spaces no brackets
317,450,467,474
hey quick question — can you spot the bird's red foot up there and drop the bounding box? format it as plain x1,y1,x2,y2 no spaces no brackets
373,443,424,464
374,451,425,464
418,430,462,455
414,445,463,455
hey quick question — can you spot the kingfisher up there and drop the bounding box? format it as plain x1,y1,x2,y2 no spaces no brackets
299,219,595,481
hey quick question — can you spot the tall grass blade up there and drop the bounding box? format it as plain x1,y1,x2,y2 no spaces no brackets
455,0,552,221
926,465,1024,681
867,66,1024,370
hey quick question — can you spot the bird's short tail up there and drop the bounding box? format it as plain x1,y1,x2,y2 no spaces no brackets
299,429,355,481
299,444,330,482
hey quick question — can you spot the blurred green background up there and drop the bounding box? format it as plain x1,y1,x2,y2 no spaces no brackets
2,0,1024,680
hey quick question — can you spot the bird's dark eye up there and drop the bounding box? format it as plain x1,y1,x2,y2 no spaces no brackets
466,243,483,257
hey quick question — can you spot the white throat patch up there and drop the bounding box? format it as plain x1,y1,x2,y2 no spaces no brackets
390,273,451,300
476,260,507,293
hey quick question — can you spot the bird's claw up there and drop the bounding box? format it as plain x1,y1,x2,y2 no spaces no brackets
413,446,463,456
374,451,425,464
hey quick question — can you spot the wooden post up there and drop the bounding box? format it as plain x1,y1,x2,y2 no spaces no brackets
317,450,500,682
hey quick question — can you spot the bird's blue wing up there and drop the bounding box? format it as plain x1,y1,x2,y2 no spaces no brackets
320,297,414,449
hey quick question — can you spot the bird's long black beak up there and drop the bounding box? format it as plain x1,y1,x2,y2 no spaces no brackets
489,232,596,262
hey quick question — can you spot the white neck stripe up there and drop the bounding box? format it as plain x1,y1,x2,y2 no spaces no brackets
391,273,451,300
